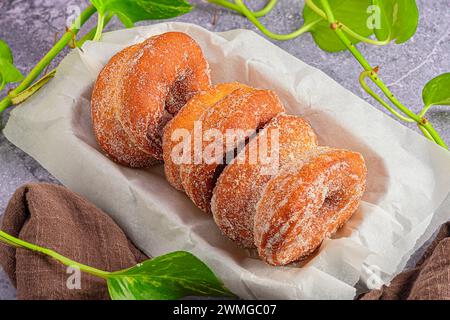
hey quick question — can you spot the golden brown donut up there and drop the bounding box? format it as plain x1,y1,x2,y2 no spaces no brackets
91,32,211,167
162,83,246,191
211,114,318,248
91,43,152,167
179,87,285,213
254,147,367,266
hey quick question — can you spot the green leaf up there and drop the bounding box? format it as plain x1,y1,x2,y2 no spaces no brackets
0,39,23,89
372,0,419,44
107,251,235,300
0,60,24,83
90,0,193,27
0,39,14,63
303,0,374,52
422,73,450,108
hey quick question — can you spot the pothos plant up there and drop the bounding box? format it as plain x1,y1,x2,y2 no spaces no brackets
0,0,193,113
0,230,234,300
208,0,450,149
0,0,234,300
1,1,448,147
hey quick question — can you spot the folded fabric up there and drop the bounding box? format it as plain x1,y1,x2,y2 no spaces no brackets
360,222,450,300
0,183,449,300
0,183,148,300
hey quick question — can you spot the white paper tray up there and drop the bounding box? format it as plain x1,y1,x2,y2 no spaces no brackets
4,23,450,299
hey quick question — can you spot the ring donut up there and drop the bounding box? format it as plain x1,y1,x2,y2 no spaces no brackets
211,114,318,248
91,32,211,167
179,87,285,213
162,83,246,191
254,147,367,266
92,33,369,264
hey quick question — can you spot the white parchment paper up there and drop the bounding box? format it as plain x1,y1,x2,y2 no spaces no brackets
4,23,450,300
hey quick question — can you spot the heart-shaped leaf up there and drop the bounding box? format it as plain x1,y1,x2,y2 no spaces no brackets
372,0,419,44
0,39,23,89
0,39,14,63
303,0,374,52
0,60,24,84
90,0,193,28
422,73,450,108
107,251,235,300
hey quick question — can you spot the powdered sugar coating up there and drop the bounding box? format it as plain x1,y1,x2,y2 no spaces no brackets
91,44,157,167
162,83,245,191
91,33,369,266
91,32,211,167
180,87,285,213
254,147,367,266
211,114,318,248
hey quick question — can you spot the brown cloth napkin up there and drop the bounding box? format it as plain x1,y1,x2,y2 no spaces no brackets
0,183,148,300
360,222,450,300
0,183,449,300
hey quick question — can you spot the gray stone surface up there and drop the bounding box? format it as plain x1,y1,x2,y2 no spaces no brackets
0,0,449,300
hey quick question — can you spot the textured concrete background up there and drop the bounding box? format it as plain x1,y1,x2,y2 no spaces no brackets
0,0,449,299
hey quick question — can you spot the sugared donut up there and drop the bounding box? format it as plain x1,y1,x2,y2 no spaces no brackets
254,147,367,266
179,87,285,213
211,114,318,248
91,32,211,167
91,43,155,167
162,83,246,191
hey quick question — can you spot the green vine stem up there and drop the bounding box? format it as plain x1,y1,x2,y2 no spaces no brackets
211,1,391,44
0,5,97,114
77,14,113,47
233,0,314,40
0,6,114,112
319,0,447,148
10,69,56,105
209,0,316,40
418,103,433,119
305,0,327,18
2,13,113,109
304,0,389,46
339,23,390,46
0,230,110,279
359,71,414,123
418,124,434,141
210,0,447,149
93,13,106,41
208,0,277,18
